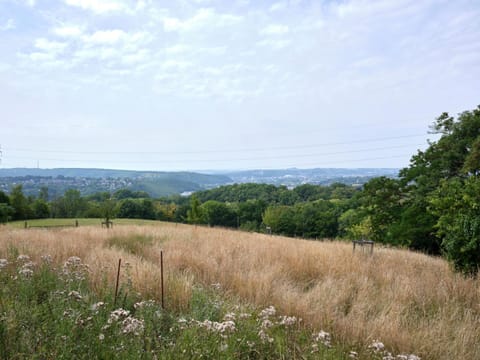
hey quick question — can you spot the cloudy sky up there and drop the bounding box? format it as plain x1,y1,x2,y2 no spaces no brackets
1,0,479,171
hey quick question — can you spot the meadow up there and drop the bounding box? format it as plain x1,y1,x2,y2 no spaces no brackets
1,221,478,359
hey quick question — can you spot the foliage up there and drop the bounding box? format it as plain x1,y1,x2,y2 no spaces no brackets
200,200,237,227
186,195,203,224
429,177,480,274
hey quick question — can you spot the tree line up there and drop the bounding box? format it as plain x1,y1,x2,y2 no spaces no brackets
1,106,479,274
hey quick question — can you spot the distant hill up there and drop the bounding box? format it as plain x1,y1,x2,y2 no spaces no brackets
0,167,399,198
0,168,231,198
222,168,399,187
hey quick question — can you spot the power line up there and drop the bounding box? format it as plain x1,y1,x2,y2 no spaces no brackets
5,133,433,156
4,143,425,164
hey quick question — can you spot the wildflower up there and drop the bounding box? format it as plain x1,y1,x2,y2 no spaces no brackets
313,330,331,347
278,315,297,326
108,308,130,323
0,258,8,270
383,354,394,360
259,305,276,319
397,355,421,360
223,312,236,321
98,333,105,341
17,254,30,263
247,341,255,348
62,256,89,282
369,340,385,353
258,329,274,344
121,316,144,336
196,320,236,333
211,283,221,290
91,302,105,312
18,260,35,277
18,267,34,277
261,319,274,329
349,351,358,358
68,291,83,301
134,300,156,309
41,255,52,264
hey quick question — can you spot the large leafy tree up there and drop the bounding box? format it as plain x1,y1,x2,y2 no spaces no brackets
399,105,480,270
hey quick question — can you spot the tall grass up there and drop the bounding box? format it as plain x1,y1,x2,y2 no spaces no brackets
1,223,478,359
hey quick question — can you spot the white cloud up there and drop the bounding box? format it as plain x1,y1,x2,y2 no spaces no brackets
269,2,287,12
84,29,126,44
1,19,16,31
53,25,84,38
162,8,243,32
34,38,68,53
260,24,289,36
63,0,130,14
257,38,291,49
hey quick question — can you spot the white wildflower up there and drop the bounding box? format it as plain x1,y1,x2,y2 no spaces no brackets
68,291,83,301
399,355,421,360
313,330,331,347
261,319,274,329
223,312,236,321
0,258,8,270
17,254,30,263
91,302,105,312
369,340,385,352
41,255,52,264
278,315,297,326
349,351,358,358
211,283,221,290
98,333,105,341
239,313,251,319
196,320,236,333
18,267,33,277
259,305,276,319
258,329,274,344
62,256,89,282
121,316,144,336
383,353,394,360
134,300,156,309
108,308,130,323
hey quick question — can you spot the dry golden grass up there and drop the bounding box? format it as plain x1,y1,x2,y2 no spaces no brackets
1,223,479,360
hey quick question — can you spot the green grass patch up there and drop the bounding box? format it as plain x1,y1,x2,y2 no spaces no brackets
107,234,155,256
6,218,163,228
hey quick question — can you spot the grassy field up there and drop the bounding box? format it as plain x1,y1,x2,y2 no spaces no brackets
7,218,161,228
1,221,479,359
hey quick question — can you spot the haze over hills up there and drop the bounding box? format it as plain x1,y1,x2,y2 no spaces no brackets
0,167,399,198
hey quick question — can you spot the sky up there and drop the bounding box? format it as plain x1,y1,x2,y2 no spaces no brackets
0,0,479,171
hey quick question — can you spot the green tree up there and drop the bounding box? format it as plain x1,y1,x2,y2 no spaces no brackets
186,195,203,224
0,203,14,223
360,177,402,243
32,199,50,219
10,185,31,220
200,200,237,227
262,206,296,236
429,177,480,274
